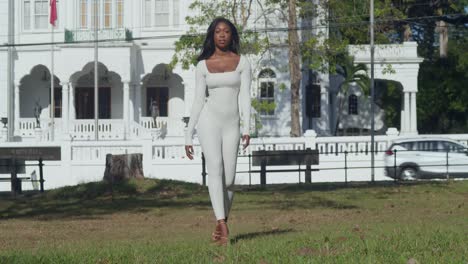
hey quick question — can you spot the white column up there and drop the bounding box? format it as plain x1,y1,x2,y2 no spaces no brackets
410,92,418,134
403,92,410,134
123,80,130,139
129,83,135,124
137,81,143,121
61,81,70,136
14,81,20,136
69,83,76,120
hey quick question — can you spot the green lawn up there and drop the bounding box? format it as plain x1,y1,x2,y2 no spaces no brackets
0,179,467,264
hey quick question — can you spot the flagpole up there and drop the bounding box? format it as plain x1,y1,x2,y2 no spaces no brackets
370,0,375,182
94,0,99,141
50,24,55,141
49,0,57,141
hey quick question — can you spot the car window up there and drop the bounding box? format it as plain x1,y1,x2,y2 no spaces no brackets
391,142,413,151
442,141,466,153
400,142,414,150
414,141,439,152
435,141,446,152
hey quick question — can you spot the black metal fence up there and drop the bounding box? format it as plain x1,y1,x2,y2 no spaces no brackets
0,159,46,194
200,147,468,186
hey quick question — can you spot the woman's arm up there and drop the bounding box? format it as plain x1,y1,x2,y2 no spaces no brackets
185,61,207,146
239,56,252,136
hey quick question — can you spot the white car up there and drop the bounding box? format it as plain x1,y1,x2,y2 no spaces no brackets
384,137,468,180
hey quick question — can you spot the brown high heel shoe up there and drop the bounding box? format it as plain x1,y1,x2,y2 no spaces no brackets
216,219,229,246
211,223,221,242
211,217,229,242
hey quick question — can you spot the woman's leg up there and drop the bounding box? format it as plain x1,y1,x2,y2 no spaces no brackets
221,124,241,219
197,120,226,221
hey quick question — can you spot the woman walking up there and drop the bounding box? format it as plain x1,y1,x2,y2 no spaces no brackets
184,17,252,246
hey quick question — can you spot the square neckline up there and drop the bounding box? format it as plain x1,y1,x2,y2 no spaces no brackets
204,54,242,74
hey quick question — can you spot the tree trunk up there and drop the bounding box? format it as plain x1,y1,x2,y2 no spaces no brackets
288,0,302,137
436,20,448,58
103,153,145,183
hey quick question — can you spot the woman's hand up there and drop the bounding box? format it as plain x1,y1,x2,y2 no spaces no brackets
185,145,194,160
242,134,250,150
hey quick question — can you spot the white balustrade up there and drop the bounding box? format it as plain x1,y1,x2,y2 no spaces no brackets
71,141,143,161
18,118,62,141
18,118,37,136
140,117,186,137
71,119,125,140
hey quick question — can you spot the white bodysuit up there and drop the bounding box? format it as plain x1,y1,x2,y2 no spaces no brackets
185,54,251,220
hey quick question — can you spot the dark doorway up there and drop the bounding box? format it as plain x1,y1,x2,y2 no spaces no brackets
75,87,111,119
146,87,168,117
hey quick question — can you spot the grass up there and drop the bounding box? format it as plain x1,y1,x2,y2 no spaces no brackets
0,178,467,264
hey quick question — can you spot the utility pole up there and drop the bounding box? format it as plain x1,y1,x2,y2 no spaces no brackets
7,0,14,142
370,0,375,182
94,1,99,141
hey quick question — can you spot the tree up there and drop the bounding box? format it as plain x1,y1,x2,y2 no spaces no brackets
287,0,302,136
334,55,369,136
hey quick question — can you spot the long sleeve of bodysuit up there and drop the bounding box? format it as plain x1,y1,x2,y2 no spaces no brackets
239,56,252,136
185,61,206,146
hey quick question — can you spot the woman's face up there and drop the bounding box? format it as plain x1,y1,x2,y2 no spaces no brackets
213,22,232,50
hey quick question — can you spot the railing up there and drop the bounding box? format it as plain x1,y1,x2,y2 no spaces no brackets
140,117,186,137
64,28,132,43
148,134,468,161
18,118,62,141
71,141,142,161
70,119,124,140
18,118,38,137
316,135,390,156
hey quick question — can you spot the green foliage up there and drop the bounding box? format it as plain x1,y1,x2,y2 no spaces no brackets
418,53,468,133
376,81,402,128
251,98,277,136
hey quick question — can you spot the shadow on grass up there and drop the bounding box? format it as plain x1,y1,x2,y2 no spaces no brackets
235,180,450,193
0,178,458,220
0,179,211,220
235,194,358,210
230,228,295,244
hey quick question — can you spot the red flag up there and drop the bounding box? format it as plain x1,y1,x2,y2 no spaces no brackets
50,0,57,26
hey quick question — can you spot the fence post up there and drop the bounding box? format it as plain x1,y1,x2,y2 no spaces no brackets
11,158,18,196
298,161,301,184
39,158,44,192
248,153,252,186
304,130,317,184
344,151,348,184
260,159,266,186
201,152,207,186
393,149,397,181
446,150,449,181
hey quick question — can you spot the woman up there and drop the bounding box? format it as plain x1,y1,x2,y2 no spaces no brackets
184,17,251,246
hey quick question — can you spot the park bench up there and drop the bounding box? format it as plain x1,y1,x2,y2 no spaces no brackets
250,148,319,185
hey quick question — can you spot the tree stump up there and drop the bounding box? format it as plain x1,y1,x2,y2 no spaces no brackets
103,153,145,182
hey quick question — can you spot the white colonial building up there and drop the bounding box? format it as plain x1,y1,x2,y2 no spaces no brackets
2,0,461,192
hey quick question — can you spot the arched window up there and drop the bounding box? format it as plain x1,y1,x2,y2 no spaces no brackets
348,94,358,115
258,69,276,116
